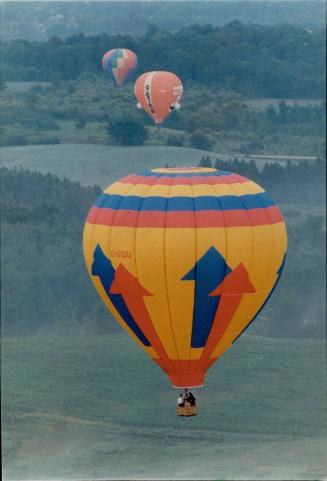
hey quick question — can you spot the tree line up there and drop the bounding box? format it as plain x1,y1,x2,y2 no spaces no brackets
1,22,325,98
200,156,325,204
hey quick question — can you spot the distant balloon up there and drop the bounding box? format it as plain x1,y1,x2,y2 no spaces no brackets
134,71,183,124
83,167,287,390
102,48,138,87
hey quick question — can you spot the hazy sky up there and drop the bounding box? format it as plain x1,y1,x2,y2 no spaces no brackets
1,0,323,3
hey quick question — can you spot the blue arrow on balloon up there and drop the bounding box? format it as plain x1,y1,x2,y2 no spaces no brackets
91,244,151,346
181,246,231,348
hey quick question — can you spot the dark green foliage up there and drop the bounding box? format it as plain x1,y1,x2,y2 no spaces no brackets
1,167,118,337
1,93,60,131
190,130,213,151
213,158,325,204
199,155,213,168
106,117,148,146
1,23,325,98
1,134,27,146
166,134,185,147
1,72,324,155
0,70,6,91
34,136,60,145
74,116,87,130
239,139,264,155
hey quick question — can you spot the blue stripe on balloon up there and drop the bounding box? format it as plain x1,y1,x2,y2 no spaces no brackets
94,193,275,211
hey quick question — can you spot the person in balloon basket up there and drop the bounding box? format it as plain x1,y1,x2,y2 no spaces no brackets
187,391,196,406
177,393,185,407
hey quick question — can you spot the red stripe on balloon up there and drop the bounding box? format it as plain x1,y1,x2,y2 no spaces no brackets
86,206,283,228
119,174,247,186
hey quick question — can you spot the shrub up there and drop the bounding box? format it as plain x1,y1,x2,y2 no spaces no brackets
75,117,87,130
190,130,213,151
199,156,212,167
34,136,60,145
166,134,185,147
2,135,27,146
240,139,264,154
106,117,148,146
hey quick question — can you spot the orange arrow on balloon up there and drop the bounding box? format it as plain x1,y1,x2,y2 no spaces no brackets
110,264,171,370
199,262,256,369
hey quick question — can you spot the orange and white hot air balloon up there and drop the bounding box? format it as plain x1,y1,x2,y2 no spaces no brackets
134,71,183,125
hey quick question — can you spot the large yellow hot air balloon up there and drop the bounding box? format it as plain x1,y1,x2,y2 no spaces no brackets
83,167,287,392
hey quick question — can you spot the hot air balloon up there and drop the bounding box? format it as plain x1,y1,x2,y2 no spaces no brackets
102,48,138,87
83,167,287,412
134,71,183,124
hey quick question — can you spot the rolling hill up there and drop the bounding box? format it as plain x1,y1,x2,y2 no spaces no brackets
1,144,314,191
0,144,224,188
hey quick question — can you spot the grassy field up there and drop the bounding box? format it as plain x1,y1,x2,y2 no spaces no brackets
244,98,323,112
6,81,52,92
1,143,318,191
0,144,227,188
2,333,326,480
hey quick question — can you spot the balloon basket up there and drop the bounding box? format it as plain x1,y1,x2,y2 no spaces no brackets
176,402,197,417
176,388,198,417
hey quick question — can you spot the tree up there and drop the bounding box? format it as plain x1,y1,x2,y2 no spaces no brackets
75,116,87,130
199,156,212,167
190,130,213,151
166,134,185,147
106,117,148,146
278,100,289,123
0,71,6,92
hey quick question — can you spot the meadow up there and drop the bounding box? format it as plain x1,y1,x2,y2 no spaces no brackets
2,333,326,480
0,143,317,191
0,144,226,187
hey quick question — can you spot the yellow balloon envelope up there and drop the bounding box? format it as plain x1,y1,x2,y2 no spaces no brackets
83,167,287,388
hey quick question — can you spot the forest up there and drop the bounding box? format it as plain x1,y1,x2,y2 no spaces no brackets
1,21,325,157
1,23,326,99
1,78,325,157
1,161,325,340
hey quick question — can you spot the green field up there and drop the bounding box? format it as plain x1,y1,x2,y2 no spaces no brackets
1,144,317,191
6,81,52,92
0,144,226,188
2,333,326,480
244,98,323,112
